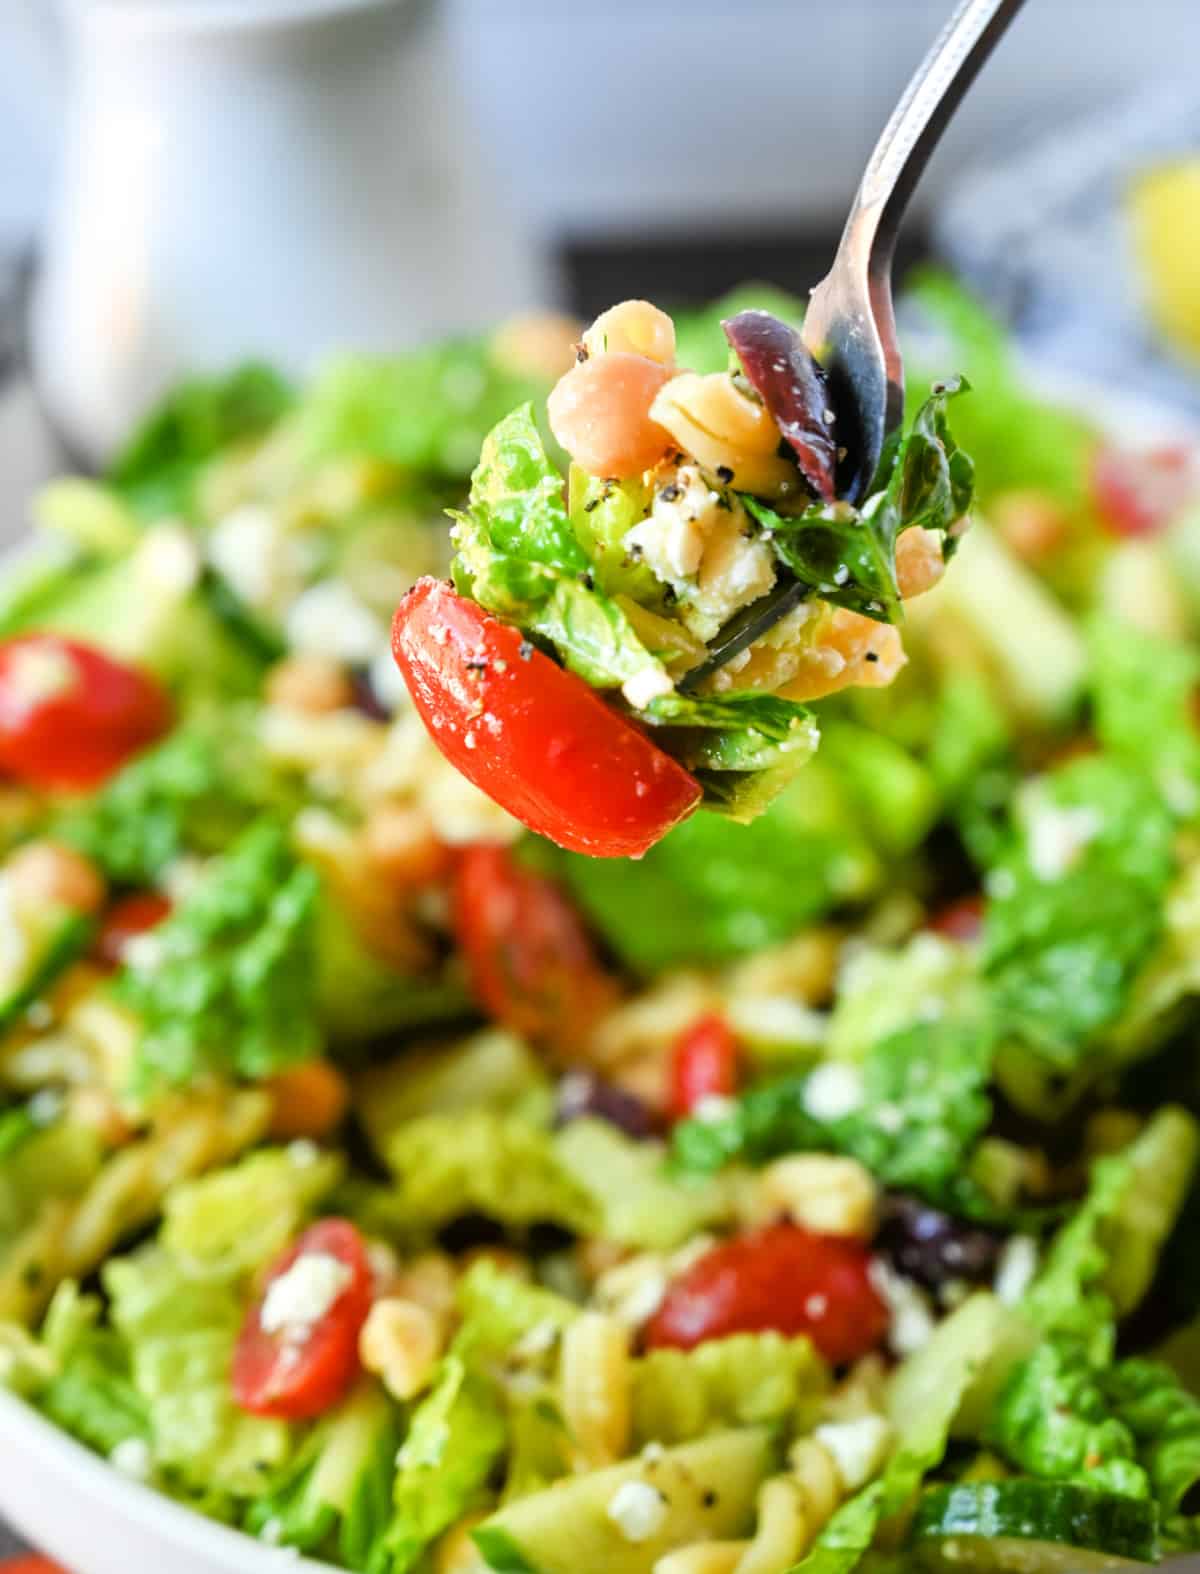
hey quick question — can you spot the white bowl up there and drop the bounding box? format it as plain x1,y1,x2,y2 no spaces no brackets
0,1386,336,1574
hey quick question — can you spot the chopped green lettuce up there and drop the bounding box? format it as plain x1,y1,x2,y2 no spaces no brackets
53,727,264,886
105,1244,291,1501
745,379,974,626
109,363,294,519
984,756,1177,1080
827,933,982,1063
1104,1359,1200,1533
545,760,881,974
1088,614,1200,820
454,1259,578,1361
117,819,322,1093
904,269,1094,507
675,1018,996,1217
382,1355,506,1572
632,1332,826,1446
39,1319,149,1460
375,1109,598,1239
245,1383,400,1570
161,1145,343,1278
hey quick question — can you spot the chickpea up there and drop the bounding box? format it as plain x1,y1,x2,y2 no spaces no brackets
8,841,106,916
649,373,799,499
490,310,582,382
265,653,355,715
547,353,676,479
582,300,676,367
895,525,945,599
361,803,451,888
990,489,1069,564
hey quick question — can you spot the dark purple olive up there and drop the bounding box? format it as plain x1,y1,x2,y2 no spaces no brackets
351,667,392,721
554,1071,658,1140
876,1194,1003,1291
723,310,838,502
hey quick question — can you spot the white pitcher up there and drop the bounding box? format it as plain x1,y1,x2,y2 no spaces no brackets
31,0,552,464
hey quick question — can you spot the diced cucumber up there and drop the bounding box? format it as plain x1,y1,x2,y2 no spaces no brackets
916,524,1087,727
0,903,92,1036
887,1293,1038,1445
472,1429,775,1574
911,1481,1159,1570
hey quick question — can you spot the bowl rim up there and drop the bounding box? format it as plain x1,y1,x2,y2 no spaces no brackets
0,1385,335,1573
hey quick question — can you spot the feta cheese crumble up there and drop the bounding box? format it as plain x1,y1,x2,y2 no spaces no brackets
606,1479,669,1543
1025,798,1103,881
869,1259,935,1356
803,1062,865,1122
621,663,675,711
814,1415,893,1491
994,1234,1039,1305
260,1252,353,1337
110,1437,154,1481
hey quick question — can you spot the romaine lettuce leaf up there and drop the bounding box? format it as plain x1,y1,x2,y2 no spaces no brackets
454,1259,578,1362
745,379,974,626
245,1382,400,1571
983,756,1177,1074
904,269,1094,507
39,1323,149,1460
104,1244,291,1500
53,727,264,886
644,690,819,775
110,363,293,520
1088,614,1200,821
161,1145,343,1278
632,1332,826,1446
382,1355,506,1572
827,933,982,1063
375,1109,599,1238
545,760,880,974
984,1334,1149,1499
117,818,322,1093
1104,1359,1200,1531
674,1018,996,1217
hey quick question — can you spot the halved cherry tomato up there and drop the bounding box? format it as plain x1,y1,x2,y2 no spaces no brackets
232,1219,372,1420
926,893,985,945
0,636,170,790
669,1012,739,1120
392,579,701,858
92,891,172,969
643,1223,889,1365
1091,444,1196,538
455,843,619,1054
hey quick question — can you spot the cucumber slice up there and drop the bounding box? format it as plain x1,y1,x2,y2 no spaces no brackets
473,1428,775,1574
911,1481,1159,1572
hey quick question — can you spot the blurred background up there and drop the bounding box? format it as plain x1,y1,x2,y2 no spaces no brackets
1,0,1200,487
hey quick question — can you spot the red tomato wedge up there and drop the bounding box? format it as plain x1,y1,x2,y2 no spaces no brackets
1091,443,1196,538
0,636,170,790
391,579,701,858
926,893,985,945
232,1219,372,1420
93,891,172,969
455,843,619,1054
669,1012,740,1120
643,1223,889,1365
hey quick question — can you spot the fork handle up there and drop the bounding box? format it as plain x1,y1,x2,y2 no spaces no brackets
849,0,1027,268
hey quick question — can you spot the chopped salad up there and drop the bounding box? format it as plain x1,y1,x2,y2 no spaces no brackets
393,298,973,854
0,279,1199,1574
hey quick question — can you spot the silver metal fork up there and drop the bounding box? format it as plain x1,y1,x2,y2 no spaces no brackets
803,0,1029,504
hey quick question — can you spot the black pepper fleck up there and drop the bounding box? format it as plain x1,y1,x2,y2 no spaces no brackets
584,496,601,513
865,651,880,663
465,658,489,673
518,640,534,661
716,465,734,483
577,570,595,589
702,1490,718,1509
659,483,683,503
22,1262,43,1289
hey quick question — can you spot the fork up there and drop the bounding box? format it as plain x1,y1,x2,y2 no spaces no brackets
685,0,1027,690
805,0,1029,506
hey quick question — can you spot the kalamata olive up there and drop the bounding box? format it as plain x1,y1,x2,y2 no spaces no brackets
351,668,392,722
722,311,839,502
876,1194,1003,1291
554,1070,658,1140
